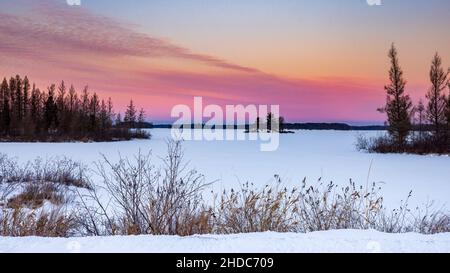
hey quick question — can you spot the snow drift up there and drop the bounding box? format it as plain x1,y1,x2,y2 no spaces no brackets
1,230,449,253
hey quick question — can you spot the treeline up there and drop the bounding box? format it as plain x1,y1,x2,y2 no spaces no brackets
284,123,387,131
0,75,149,141
363,44,450,154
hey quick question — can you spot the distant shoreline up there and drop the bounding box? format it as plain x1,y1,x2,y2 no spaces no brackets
149,123,387,131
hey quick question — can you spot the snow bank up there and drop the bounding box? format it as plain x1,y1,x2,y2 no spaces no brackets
1,230,449,253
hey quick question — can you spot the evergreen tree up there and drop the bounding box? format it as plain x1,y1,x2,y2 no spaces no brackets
68,85,77,113
2,96,10,135
23,76,30,118
115,112,122,127
379,44,413,146
138,108,146,129
99,99,109,133
80,86,90,132
44,84,57,131
89,93,100,131
0,79,9,134
57,81,69,132
8,77,16,123
0,79,4,132
124,100,137,128
107,97,114,124
14,74,23,122
447,82,450,123
426,53,448,140
266,112,273,132
57,81,66,112
446,82,450,140
30,84,41,128
416,99,426,141
278,116,285,133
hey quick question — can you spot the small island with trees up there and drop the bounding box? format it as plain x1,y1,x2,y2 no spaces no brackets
246,113,294,134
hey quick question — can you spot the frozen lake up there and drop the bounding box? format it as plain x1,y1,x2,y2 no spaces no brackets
1,129,449,209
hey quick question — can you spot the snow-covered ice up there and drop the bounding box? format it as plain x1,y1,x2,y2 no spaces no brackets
0,230,449,253
1,129,449,209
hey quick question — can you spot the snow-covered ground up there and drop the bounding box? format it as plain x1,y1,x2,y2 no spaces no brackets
0,230,449,253
1,129,449,209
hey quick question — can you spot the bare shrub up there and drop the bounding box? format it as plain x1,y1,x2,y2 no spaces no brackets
0,153,88,211
409,204,450,234
356,133,450,155
293,179,382,232
7,183,65,209
146,140,213,235
0,154,84,237
213,176,299,234
0,153,90,189
94,150,156,235
78,140,213,236
355,134,370,151
0,155,17,203
0,153,23,185
0,207,77,237
26,157,90,189
295,179,449,233
357,135,399,153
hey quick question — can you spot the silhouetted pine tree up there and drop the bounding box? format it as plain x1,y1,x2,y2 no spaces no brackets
30,84,41,133
124,100,137,128
23,76,30,119
107,98,114,119
99,99,109,133
446,81,450,141
266,112,273,132
89,93,100,131
415,99,426,141
278,116,285,133
379,44,413,146
15,75,23,124
44,84,58,132
8,77,16,133
80,86,90,133
68,85,77,113
0,79,9,134
115,112,122,127
137,108,145,129
426,53,448,141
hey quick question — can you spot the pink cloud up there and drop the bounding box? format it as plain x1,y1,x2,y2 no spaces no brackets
0,0,258,73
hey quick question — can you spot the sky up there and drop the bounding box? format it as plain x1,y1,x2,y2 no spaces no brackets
0,0,449,124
